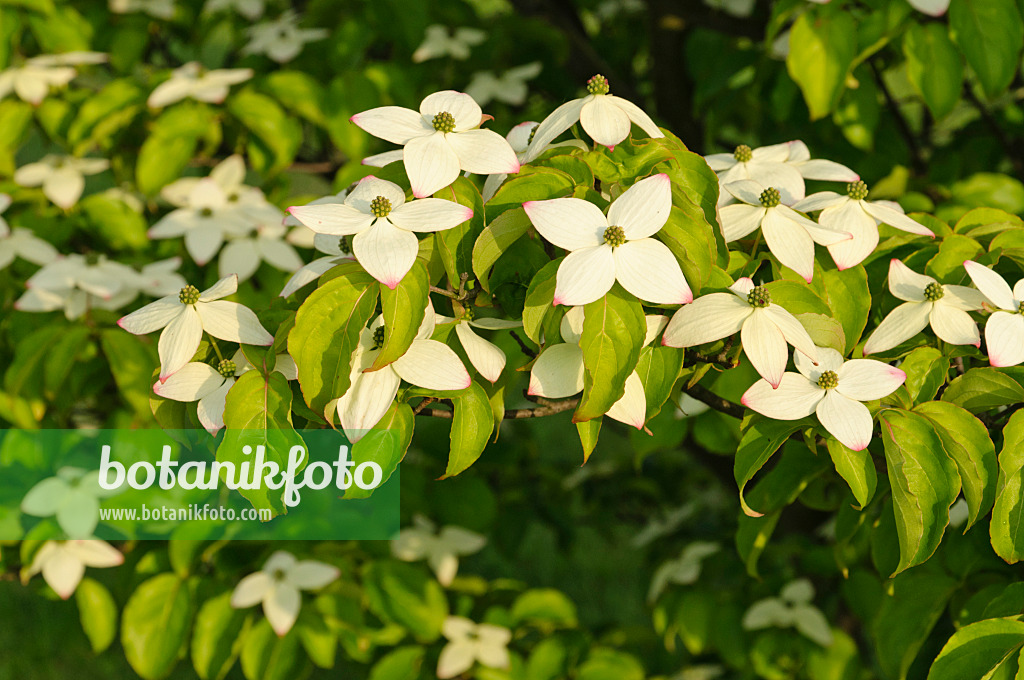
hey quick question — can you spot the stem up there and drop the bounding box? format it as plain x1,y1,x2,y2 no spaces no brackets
509,330,537,358
208,336,224,362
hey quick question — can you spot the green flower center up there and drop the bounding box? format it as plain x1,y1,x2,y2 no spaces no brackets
747,285,771,308
432,111,456,133
603,225,626,248
1019,300,1024,315
216,359,236,378
924,282,944,301
587,74,610,95
370,195,392,218
527,123,538,145
228,193,239,203
372,326,385,350
178,285,200,305
463,306,476,321
759,187,781,208
734,144,753,163
338,236,351,254
84,253,101,266
200,207,214,217
271,568,286,581
816,370,839,390
847,180,869,200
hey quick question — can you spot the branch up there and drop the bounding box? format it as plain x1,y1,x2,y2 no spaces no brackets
682,383,746,420
416,396,580,420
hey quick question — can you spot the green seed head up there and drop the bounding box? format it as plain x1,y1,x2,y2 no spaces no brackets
747,285,771,308
924,282,944,301
199,207,214,217
527,123,538,145
587,74,610,95
759,187,781,208
338,236,351,254
216,359,236,378
178,285,200,305
463,305,476,322
733,144,753,163
271,568,286,581
1019,300,1024,315
227,193,239,203
432,111,456,133
603,225,627,248
84,253,101,266
370,195,392,218
847,180,868,201
372,326,385,350
816,370,839,390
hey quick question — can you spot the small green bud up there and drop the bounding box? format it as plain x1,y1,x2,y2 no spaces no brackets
747,285,771,308
199,207,214,217
527,123,539,145
432,111,456,133
372,326,385,350
847,180,868,201
924,282,944,301
603,225,627,248
338,236,351,254
1019,300,1024,315
587,74,610,95
463,306,476,321
370,195,392,218
216,359,236,378
816,370,839,390
178,285,200,305
733,144,753,163
759,187,781,208
84,253,101,266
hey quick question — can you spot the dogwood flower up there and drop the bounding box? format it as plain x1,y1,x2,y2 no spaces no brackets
524,74,663,158
131,257,187,297
21,467,120,538
117,274,274,381
465,62,543,106
662,277,819,388
412,25,487,62
241,11,328,63
862,260,985,355
332,304,472,442
792,181,935,269
742,347,905,451
437,617,511,679
14,155,109,210
230,551,339,637
109,0,175,19
785,141,859,182
481,121,588,202
220,222,302,282
963,261,1024,367
15,254,141,319
719,180,851,282
148,178,254,265
524,173,691,306
391,515,486,587
280,235,354,297
203,0,263,20
0,52,107,105
147,62,253,108
25,541,123,600
162,155,251,206
350,90,520,198
283,190,346,229
287,176,472,288
0,228,59,270
706,142,807,207
438,311,522,383
742,580,834,648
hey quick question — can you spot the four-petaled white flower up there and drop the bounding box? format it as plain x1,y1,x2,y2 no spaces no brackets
391,515,486,587
0,52,107,105
437,617,511,679
25,540,124,600
719,180,851,283
220,221,303,282
963,260,1024,367
706,142,808,207
117,274,274,381
147,61,253,108
437,311,522,383
412,25,487,62
524,74,663,158
203,0,263,20
351,90,520,198
332,303,471,442
793,181,934,270
863,259,986,355
662,277,819,388
465,62,543,107
280,233,354,298
743,346,904,451
148,178,253,265
21,467,120,539
230,550,339,637
14,155,110,210
241,11,328,63
0,228,59,271
742,579,834,648
287,176,473,288
109,0,175,19
15,253,141,320
524,173,691,306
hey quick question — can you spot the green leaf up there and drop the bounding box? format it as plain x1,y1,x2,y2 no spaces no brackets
510,589,578,628
764,280,832,315
67,79,144,154
904,23,964,119
942,368,1024,413
734,415,807,517
345,402,414,500
926,234,983,281
576,418,602,464
227,89,302,175
827,438,877,509
786,6,858,119
444,382,493,478
80,195,150,251
992,410,1024,564
522,259,561,345
878,409,961,575
240,619,303,680
472,207,532,292
371,260,427,370
136,102,215,196
634,346,685,423
949,0,1024,99
191,592,249,680
0,99,33,175
75,578,118,653
121,573,192,680
794,312,846,354
927,617,1024,680
577,648,644,680
486,166,576,218
362,561,448,642
262,71,326,126
872,571,960,680
822,265,870,350
899,347,948,404
433,177,483,285
368,646,425,680
658,203,715,294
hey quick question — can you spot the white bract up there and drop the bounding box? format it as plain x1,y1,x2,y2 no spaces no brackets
147,62,253,108
963,260,1024,367
21,467,120,538
662,277,819,388
528,308,667,429
524,173,691,306
391,515,486,586
15,254,141,320
351,90,520,198
15,155,110,210
437,312,521,383
465,61,543,107
706,142,806,207
648,541,720,602
203,0,263,19
785,141,860,182
117,274,274,381
793,181,934,269
220,222,303,282
132,257,188,298
109,0,175,18
287,176,472,288
242,11,328,63
742,347,906,451
280,233,354,298
908,0,949,16
437,617,511,679
149,178,254,265
412,25,487,62
0,52,107,105
0,228,59,271
25,540,123,600
863,260,985,355
331,304,471,443
719,180,851,283
742,579,834,648
524,74,663,157
230,550,339,637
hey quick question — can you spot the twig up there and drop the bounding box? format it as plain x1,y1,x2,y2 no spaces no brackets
509,330,537,358
683,383,746,419
417,396,580,420
412,397,437,416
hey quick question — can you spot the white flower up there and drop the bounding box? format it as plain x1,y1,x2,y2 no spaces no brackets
784,141,860,183
719,180,851,283
149,178,254,265
908,0,949,16
648,541,720,602
161,155,253,207
0,52,107,106
863,260,986,355
14,155,109,210
0,228,59,270
230,551,339,637
464,62,543,107
524,173,691,306
523,74,663,159
528,307,667,429
25,540,123,600
280,234,354,297
15,253,141,320
132,257,187,297
241,11,328,63
332,304,471,443
438,312,522,383
706,142,807,207
481,121,587,203
117,274,274,381
437,617,511,679
742,579,834,648
792,181,934,270
153,350,297,433
147,62,253,108
109,0,175,19
21,467,120,538
203,0,263,20
412,25,487,62
742,347,905,451
351,90,520,198
287,176,473,288
391,515,486,587
963,260,1024,367
220,222,303,282
662,277,820,388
